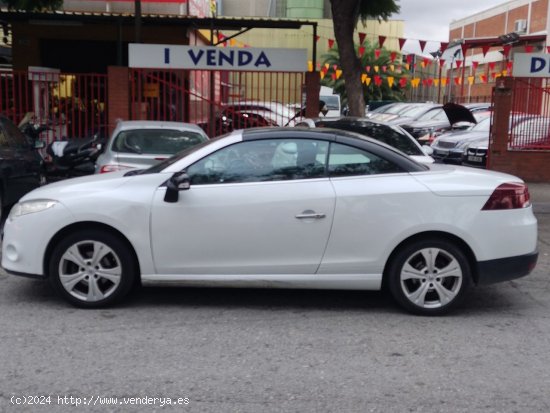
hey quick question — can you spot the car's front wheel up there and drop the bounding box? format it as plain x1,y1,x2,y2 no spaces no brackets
48,230,136,308
387,238,472,315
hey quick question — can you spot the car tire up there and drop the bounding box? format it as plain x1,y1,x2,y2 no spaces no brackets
387,238,471,315
48,230,136,308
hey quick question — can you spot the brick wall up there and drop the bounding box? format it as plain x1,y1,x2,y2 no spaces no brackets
107,66,129,135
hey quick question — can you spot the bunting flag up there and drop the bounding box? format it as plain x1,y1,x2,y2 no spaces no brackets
229,39,236,47
366,77,372,86
482,45,491,57
406,54,414,64
491,72,498,79
382,65,387,72
374,49,381,59
525,45,534,53
336,69,343,79
328,39,335,49
331,73,337,80
455,60,462,69
358,46,365,57
439,59,446,67
366,65,371,72
218,33,225,42
441,78,448,87
374,65,380,73
325,63,329,70
389,64,395,71
308,61,313,72
419,40,427,52
374,75,382,86
321,65,328,74
423,58,431,67
501,69,508,76
378,35,386,48
503,44,512,57
387,76,394,87
405,63,410,70
454,78,461,86
472,61,479,71
488,62,496,70
398,38,407,50
479,74,487,83
390,51,397,61
411,78,421,88
547,46,550,53
468,76,475,85
320,71,325,79
427,78,433,86
361,74,368,84
333,64,338,71
439,42,449,54
433,79,440,87
399,77,408,88
507,61,513,70
359,32,367,45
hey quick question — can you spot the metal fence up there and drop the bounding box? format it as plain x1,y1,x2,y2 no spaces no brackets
0,70,108,144
509,78,550,150
129,68,305,137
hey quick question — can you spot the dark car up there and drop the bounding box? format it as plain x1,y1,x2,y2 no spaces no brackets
296,117,434,164
0,115,45,218
401,103,484,143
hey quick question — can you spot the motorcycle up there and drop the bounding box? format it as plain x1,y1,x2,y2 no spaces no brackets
18,113,105,182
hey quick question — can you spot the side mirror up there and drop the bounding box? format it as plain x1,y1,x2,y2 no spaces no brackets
164,172,190,203
422,145,434,155
34,140,45,150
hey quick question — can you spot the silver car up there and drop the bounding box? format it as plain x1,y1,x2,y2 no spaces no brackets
95,120,209,173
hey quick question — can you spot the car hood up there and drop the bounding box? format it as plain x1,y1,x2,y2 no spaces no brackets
436,130,488,144
404,120,449,129
443,102,477,125
412,163,522,196
465,136,489,149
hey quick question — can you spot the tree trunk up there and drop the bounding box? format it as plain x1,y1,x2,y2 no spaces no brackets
330,0,365,117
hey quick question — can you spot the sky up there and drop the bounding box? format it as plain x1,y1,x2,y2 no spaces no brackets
395,0,510,45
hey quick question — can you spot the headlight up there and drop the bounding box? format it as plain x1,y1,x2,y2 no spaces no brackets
9,200,58,219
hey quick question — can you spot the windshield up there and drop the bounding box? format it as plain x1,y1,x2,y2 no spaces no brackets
138,138,216,174
113,129,207,155
416,108,445,121
321,95,340,110
400,105,437,119
471,117,491,132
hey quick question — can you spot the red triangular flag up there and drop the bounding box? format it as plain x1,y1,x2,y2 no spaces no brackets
406,54,414,64
427,78,434,86
328,39,335,49
455,60,462,69
378,35,386,48
374,75,382,86
507,61,514,70
382,65,387,72
482,45,491,57
472,61,479,71
489,62,496,70
547,46,550,53
439,59,446,67
480,74,487,83
374,49,381,59
390,51,397,61
423,58,431,67
359,32,367,45
333,64,338,71
439,42,449,54
399,77,408,88
331,73,337,80
419,40,427,52
398,38,407,51
358,46,365,57
525,45,534,53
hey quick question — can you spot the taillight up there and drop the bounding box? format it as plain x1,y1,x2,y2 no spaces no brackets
482,182,531,210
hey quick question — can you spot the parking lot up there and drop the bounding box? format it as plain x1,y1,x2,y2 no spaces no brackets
0,183,549,413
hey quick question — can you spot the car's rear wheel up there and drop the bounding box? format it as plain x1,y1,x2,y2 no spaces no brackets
387,238,471,315
48,230,136,308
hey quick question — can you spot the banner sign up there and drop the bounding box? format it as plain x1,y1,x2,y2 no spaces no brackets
129,44,308,72
513,53,550,77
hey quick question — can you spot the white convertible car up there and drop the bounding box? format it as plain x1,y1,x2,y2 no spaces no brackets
2,128,538,315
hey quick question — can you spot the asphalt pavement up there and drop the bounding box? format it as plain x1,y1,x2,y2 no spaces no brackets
0,182,549,412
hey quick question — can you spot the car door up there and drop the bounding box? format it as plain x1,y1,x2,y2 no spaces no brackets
150,138,336,275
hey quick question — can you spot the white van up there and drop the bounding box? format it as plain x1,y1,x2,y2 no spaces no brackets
319,86,341,117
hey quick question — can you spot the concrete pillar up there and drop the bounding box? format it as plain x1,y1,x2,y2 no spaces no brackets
107,66,129,136
304,71,320,118
488,76,514,169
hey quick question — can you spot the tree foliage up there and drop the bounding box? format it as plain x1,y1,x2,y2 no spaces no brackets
4,0,62,11
329,0,400,116
321,41,410,109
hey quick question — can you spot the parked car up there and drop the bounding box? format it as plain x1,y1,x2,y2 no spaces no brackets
431,115,492,164
366,102,433,122
296,117,434,164
3,127,538,315
0,114,45,219
461,114,548,168
401,103,479,143
95,120,209,173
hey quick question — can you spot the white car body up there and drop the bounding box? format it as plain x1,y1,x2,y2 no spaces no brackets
2,128,538,314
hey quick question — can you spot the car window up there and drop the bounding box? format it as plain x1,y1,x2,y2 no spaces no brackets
113,129,206,155
186,139,329,185
328,143,404,177
318,122,422,156
416,108,444,121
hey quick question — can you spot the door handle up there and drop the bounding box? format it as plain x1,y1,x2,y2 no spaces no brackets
295,211,326,219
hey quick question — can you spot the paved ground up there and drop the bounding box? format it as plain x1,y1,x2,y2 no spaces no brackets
0,183,549,412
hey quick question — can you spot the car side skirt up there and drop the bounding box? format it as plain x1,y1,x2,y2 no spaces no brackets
476,250,538,285
141,273,382,290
